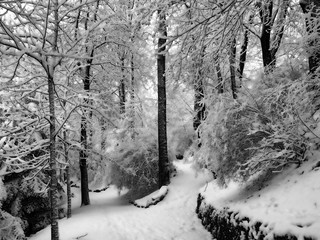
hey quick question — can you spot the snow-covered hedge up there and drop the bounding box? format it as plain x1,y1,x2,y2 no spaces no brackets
196,194,312,240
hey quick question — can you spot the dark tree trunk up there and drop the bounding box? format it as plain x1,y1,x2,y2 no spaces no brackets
193,80,205,131
259,0,275,72
49,1,59,239
130,53,135,133
229,38,237,99
63,130,71,218
157,9,170,188
79,60,92,206
48,74,59,240
100,117,106,157
193,46,206,131
214,56,224,94
119,56,126,114
238,14,253,86
259,0,289,73
300,0,320,73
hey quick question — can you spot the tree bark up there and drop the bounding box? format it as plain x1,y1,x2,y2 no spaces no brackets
48,74,59,240
259,0,275,72
79,60,91,206
229,38,237,99
300,0,320,73
157,8,170,188
193,46,206,131
214,56,224,94
238,14,253,86
63,130,71,219
259,0,289,73
119,56,126,114
50,1,59,239
130,53,135,134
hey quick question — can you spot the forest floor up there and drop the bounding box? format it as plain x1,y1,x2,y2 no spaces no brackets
28,161,213,240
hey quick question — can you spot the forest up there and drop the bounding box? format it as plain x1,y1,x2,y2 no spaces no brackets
0,0,319,240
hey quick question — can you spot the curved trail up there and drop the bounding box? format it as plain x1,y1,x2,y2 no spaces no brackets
29,161,212,240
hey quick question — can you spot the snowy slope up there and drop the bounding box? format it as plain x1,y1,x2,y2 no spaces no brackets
28,161,212,240
200,151,320,240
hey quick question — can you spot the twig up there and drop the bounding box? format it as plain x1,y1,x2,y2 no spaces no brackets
296,110,320,140
75,233,88,239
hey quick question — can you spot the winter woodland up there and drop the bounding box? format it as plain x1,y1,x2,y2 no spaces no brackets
0,0,320,240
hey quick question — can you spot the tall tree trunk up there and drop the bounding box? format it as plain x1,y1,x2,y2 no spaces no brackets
48,74,59,240
238,14,253,86
79,61,91,206
128,0,136,134
214,55,224,94
63,130,71,219
119,56,126,114
130,53,135,133
229,38,237,99
193,46,206,131
157,8,170,188
259,0,289,73
50,1,59,239
300,0,320,73
259,0,275,72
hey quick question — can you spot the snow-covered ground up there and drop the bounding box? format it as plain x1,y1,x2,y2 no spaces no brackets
200,151,320,240
29,161,212,240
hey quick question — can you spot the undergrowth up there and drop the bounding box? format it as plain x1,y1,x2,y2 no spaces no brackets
194,74,319,187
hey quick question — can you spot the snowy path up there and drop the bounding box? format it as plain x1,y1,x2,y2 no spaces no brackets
29,161,213,240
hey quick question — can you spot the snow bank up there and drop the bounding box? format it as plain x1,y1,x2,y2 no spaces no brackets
199,152,320,240
132,186,169,208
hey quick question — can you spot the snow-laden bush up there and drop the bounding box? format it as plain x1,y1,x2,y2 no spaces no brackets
195,76,317,186
0,178,25,240
0,210,25,240
109,127,164,198
0,178,6,204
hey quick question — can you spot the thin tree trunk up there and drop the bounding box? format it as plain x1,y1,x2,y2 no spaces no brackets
119,56,126,114
48,74,59,240
157,8,170,188
79,60,91,206
193,46,206,131
100,118,106,156
130,53,135,133
238,14,253,86
214,56,224,94
63,130,71,218
229,38,237,99
50,1,59,239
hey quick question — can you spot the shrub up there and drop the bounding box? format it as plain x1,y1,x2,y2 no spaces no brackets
195,76,316,187
108,127,170,199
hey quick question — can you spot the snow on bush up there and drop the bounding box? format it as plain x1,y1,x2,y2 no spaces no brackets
0,210,25,240
0,177,6,204
109,127,168,198
133,186,169,208
0,177,25,240
195,76,318,186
